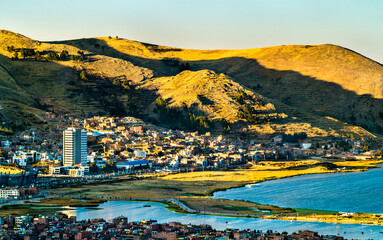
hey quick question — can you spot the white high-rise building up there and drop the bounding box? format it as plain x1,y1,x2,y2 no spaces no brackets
63,128,87,166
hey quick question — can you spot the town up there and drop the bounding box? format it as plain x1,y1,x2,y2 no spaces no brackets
0,112,381,199
0,214,345,240
0,113,381,239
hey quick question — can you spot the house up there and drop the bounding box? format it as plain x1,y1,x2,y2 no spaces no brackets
0,189,20,199
116,160,152,171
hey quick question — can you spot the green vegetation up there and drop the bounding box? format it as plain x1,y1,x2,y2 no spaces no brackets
46,51,59,61
70,54,84,61
79,71,88,80
89,161,117,174
0,204,66,217
6,45,15,52
113,77,132,90
281,133,308,143
40,197,107,207
19,48,36,59
293,208,338,215
186,112,213,132
155,96,167,108
0,126,13,135
154,96,213,132
59,50,69,60
213,205,254,212
0,29,380,138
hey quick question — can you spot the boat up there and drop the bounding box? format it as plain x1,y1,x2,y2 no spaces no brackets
246,184,259,188
143,204,151,207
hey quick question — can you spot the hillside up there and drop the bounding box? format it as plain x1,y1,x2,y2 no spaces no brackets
0,29,380,138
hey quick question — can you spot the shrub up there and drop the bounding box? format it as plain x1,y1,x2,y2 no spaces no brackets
35,51,42,61
155,96,167,108
7,45,15,52
113,78,121,86
12,52,18,60
122,81,130,90
59,50,69,60
46,52,59,61
80,71,88,80
19,48,36,59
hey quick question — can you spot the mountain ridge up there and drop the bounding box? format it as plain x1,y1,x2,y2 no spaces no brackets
0,29,380,139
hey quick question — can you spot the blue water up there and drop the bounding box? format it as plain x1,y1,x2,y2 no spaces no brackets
213,166,383,213
62,167,383,239
62,201,383,239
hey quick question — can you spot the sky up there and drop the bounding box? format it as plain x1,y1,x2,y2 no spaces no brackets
1,0,382,63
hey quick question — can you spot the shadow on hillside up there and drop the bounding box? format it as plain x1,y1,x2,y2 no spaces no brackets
0,53,161,123
40,39,383,134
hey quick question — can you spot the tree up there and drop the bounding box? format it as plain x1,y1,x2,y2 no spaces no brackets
20,49,26,59
155,150,164,157
113,78,121,86
181,101,188,110
179,62,191,72
264,114,271,123
35,51,42,61
122,81,130,90
46,52,59,61
80,71,88,80
60,50,69,60
18,48,36,59
7,45,15,52
107,161,115,167
89,162,99,174
13,51,18,60
375,150,382,157
155,96,167,108
363,145,369,152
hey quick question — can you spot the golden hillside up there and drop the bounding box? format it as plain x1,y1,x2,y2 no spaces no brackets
0,29,381,138
139,70,276,122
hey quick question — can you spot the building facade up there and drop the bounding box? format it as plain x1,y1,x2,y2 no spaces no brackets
63,128,87,166
0,189,20,199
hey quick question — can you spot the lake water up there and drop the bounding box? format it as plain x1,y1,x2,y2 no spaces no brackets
62,167,383,239
62,201,383,239
213,166,383,213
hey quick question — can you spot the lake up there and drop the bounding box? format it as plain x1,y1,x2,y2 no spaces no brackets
62,166,383,239
213,165,383,213
62,201,383,239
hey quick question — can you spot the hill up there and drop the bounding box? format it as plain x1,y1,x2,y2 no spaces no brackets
0,29,380,139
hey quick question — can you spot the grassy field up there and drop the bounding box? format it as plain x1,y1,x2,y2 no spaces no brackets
40,197,107,207
0,204,67,217
261,213,383,226
0,165,23,174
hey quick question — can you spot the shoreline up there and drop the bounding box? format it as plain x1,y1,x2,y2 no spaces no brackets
208,161,383,197
43,159,383,226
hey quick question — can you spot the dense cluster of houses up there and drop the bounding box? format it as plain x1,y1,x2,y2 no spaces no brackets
0,215,345,240
84,116,380,173
0,113,381,178
0,113,380,199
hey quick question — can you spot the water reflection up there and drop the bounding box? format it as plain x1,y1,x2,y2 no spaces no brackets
62,201,383,239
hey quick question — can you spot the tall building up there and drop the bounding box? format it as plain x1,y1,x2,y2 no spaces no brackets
63,128,87,166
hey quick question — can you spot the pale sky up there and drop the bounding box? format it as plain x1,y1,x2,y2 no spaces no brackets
1,0,382,63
